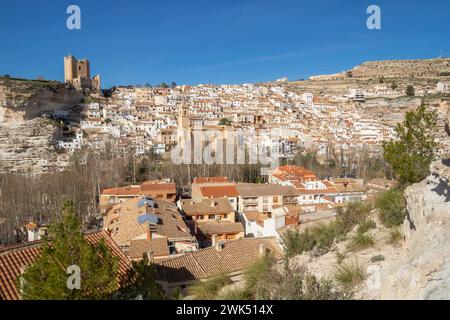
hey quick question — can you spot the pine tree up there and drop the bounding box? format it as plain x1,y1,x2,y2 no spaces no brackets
382,104,440,185
20,201,119,300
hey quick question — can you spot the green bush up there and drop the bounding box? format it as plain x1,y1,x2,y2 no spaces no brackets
406,85,415,97
243,253,275,299
348,232,375,251
376,188,406,227
281,228,316,258
334,260,366,289
357,219,376,234
188,273,232,300
271,263,348,300
310,223,337,251
335,202,372,235
217,287,251,300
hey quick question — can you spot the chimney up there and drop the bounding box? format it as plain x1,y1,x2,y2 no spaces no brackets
146,228,152,241
215,239,224,251
212,234,218,247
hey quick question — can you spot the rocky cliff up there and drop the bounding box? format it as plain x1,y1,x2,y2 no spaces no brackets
0,78,82,122
378,159,450,299
289,159,450,300
0,78,83,173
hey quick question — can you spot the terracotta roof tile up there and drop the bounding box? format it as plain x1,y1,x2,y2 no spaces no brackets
104,198,194,247
156,237,282,284
0,231,130,300
181,198,233,216
197,221,244,235
200,185,239,198
193,177,229,184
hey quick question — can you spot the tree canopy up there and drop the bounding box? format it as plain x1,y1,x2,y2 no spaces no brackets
219,117,232,126
20,201,119,300
382,104,440,185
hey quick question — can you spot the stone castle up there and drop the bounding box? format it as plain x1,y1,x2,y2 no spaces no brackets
64,55,101,92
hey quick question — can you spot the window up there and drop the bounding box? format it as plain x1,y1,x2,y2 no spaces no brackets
223,214,228,219
208,215,215,220
197,215,204,220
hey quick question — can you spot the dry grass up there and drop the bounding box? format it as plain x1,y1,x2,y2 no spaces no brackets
334,259,366,289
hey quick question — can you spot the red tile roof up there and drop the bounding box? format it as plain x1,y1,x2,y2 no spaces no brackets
193,177,228,184
272,165,317,182
200,185,239,198
0,231,130,300
156,237,282,284
101,181,176,196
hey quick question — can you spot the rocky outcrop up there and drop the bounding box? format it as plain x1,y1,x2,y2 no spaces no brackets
288,159,450,300
378,160,450,299
0,78,82,122
0,78,84,173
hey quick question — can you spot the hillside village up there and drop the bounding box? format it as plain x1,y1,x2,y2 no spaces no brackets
1,57,450,300
1,57,449,174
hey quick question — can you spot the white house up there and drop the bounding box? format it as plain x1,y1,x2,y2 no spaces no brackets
437,82,449,93
301,93,314,105
242,209,286,239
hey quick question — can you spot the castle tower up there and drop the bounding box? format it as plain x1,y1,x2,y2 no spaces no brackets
77,59,91,79
64,55,77,83
63,55,101,92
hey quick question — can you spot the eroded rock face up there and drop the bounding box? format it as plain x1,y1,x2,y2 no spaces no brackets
379,160,450,299
446,108,450,136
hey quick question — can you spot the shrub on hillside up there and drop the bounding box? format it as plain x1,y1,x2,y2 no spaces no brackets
310,223,337,251
243,252,275,299
281,228,316,258
357,218,376,234
376,188,406,227
347,231,375,251
270,263,349,300
334,202,372,235
188,273,232,300
334,260,366,289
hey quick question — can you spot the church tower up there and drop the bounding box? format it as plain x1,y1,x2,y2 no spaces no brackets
178,99,190,130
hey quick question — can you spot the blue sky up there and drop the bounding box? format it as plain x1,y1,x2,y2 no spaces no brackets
0,0,449,87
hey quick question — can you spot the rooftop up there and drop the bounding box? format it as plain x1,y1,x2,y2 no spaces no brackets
156,237,282,284
200,185,239,198
104,197,193,247
181,198,234,216
0,231,130,301
193,177,229,184
197,221,244,235
101,180,176,196
236,183,300,197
